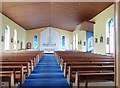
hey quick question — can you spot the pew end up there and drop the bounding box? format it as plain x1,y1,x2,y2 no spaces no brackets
63,62,67,77
67,66,71,85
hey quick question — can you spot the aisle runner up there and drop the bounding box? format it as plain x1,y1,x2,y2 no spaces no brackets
21,54,71,88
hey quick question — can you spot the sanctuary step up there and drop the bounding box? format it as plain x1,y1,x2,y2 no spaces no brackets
21,54,71,88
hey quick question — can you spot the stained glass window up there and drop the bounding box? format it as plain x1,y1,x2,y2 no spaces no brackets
62,36,65,49
33,35,38,49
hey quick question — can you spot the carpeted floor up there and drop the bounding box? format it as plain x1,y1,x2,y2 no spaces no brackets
21,54,71,88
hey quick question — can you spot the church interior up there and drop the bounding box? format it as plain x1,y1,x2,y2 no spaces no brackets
0,1,120,88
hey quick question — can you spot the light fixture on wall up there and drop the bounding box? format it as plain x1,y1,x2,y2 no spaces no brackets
84,41,86,46
100,35,103,43
80,40,82,45
17,40,19,44
107,37,109,44
78,40,82,45
11,38,13,43
95,38,98,43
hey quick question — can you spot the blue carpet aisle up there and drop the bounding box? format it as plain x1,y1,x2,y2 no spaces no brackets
21,54,71,88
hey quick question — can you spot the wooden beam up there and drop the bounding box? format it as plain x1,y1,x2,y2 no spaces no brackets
87,21,95,24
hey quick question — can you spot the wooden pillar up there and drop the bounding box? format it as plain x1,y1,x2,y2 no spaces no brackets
115,1,120,88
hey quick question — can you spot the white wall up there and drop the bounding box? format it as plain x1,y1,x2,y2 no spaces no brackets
40,27,59,51
73,26,86,52
1,13,26,52
91,4,114,54
26,27,73,50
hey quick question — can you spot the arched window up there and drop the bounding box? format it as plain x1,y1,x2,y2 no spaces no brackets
75,34,78,50
5,26,10,50
62,36,65,49
13,29,17,50
33,35,38,49
106,18,114,54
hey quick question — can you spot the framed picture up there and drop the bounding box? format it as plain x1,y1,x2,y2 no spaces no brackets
107,38,109,44
80,40,82,44
100,36,103,43
17,40,19,44
84,41,86,46
11,38,13,43
95,38,98,43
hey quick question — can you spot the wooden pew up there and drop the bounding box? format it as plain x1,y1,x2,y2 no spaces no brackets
55,51,114,88
2,51,43,68
0,65,24,85
61,58,114,71
67,65,114,87
0,50,43,88
0,71,14,88
54,51,114,71
0,62,30,76
63,61,114,77
2,58,34,72
54,51,113,59
75,72,114,88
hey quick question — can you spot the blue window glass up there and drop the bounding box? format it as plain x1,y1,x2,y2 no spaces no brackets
62,36,65,48
33,35,38,49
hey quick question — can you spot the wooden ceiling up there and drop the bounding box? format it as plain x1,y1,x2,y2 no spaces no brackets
2,2,113,31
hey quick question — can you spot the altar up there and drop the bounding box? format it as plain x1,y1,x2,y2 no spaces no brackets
40,27,59,53
42,43,57,53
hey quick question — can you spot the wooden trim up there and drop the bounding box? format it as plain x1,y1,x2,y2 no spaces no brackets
86,21,95,24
